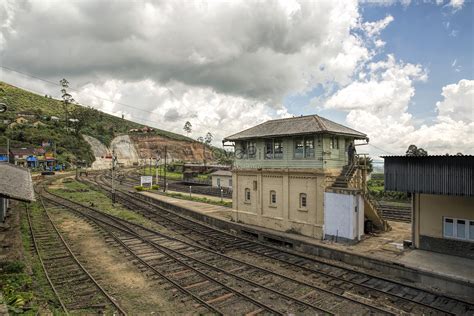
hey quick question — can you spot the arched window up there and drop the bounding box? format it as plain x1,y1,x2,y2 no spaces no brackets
270,190,276,205
245,188,251,202
300,193,307,208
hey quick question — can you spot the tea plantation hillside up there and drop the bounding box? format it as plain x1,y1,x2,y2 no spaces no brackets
0,81,193,166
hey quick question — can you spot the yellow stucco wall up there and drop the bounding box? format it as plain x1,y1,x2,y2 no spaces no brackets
414,193,474,246
232,169,333,238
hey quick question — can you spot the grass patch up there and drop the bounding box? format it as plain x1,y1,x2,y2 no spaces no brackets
50,179,160,230
165,192,232,208
0,203,61,314
140,167,183,180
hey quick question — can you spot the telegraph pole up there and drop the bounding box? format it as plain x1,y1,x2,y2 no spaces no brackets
112,149,116,204
163,146,167,192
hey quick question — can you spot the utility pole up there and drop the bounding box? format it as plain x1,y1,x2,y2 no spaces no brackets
149,157,152,177
6,138,9,164
163,146,167,192
112,149,116,204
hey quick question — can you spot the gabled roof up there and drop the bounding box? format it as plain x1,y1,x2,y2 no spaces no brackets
10,147,35,155
224,115,366,141
0,164,35,202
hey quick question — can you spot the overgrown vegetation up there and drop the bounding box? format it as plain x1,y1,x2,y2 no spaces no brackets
367,174,408,201
0,81,195,165
0,203,61,315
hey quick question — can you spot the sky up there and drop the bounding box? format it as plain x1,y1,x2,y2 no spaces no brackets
0,0,472,157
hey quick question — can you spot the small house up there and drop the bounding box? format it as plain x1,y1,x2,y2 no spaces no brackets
9,148,36,168
210,170,233,189
0,147,9,163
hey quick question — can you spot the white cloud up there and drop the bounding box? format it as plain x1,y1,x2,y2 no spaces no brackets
436,79,473,123
448,0,464,11
325,55,427,115
325,61,473,155
0,0,369,105
76,79,276,146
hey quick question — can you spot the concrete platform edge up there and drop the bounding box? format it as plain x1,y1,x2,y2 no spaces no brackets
137,192,474,301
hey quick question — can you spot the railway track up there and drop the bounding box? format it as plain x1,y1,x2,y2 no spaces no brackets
121,169,233,198
38,183,390,315
378,203,412,223
26,192,126,315
80,172,474,315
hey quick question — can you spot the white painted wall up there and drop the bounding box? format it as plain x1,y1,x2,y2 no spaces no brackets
212,175,232,189
324,192,364,242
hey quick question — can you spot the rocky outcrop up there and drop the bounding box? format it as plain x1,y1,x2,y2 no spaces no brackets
111,135,140,165
83,134,215,170
83,135,111,169
130,134,214,163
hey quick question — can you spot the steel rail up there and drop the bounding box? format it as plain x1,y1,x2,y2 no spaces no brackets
45,182,393,316
25,204,69,314
28,191,127,315
39,188,283,316
91,173,473,315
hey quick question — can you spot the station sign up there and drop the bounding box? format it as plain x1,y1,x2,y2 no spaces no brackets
140,175,153,187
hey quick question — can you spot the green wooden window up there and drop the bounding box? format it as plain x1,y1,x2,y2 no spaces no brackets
265,139,283,159
330,136,339,149
294,137,314,159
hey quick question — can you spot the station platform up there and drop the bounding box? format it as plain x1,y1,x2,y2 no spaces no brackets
139,191,474,301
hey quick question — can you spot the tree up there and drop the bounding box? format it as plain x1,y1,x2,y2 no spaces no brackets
196,136,204,143
358,156,373,174
69,106,97,136
405,145,428,156
60,78,75,132
204,132,213,145
183,121,192,136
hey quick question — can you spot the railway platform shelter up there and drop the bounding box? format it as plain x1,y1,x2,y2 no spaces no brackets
0,163,35,223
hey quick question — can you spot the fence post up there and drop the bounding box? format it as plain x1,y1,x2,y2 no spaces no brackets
189,186,192,197
220,189,223,202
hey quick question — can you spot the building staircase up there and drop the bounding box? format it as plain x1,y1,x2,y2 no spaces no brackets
331,158,390,232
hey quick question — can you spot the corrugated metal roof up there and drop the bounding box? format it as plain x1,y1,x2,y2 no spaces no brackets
383,156,474,196
224,115,367,141
0,164,35,202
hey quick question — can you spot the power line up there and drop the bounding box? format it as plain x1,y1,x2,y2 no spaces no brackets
367,143,397,156
0,65,240,135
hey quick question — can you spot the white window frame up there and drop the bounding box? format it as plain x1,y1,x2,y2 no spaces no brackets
293,137,315,159
244,188,251,203
216,178,221,188
299,193,307,209
443,217,474,242
270,190,276,205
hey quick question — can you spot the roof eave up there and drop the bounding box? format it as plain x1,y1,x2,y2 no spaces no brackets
224,131,366,141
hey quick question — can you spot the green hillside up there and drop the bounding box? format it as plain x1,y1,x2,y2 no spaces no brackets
0,81,193,166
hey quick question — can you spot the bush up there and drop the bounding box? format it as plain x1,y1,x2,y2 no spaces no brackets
151,185,160,190
134,186,145,191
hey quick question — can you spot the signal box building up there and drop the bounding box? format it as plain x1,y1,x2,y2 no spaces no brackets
384,155,474,259
224,115,387,242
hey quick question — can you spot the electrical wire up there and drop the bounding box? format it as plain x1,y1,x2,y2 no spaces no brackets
0,65,240,135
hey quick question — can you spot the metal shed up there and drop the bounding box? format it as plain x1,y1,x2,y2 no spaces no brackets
383,155,474,196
